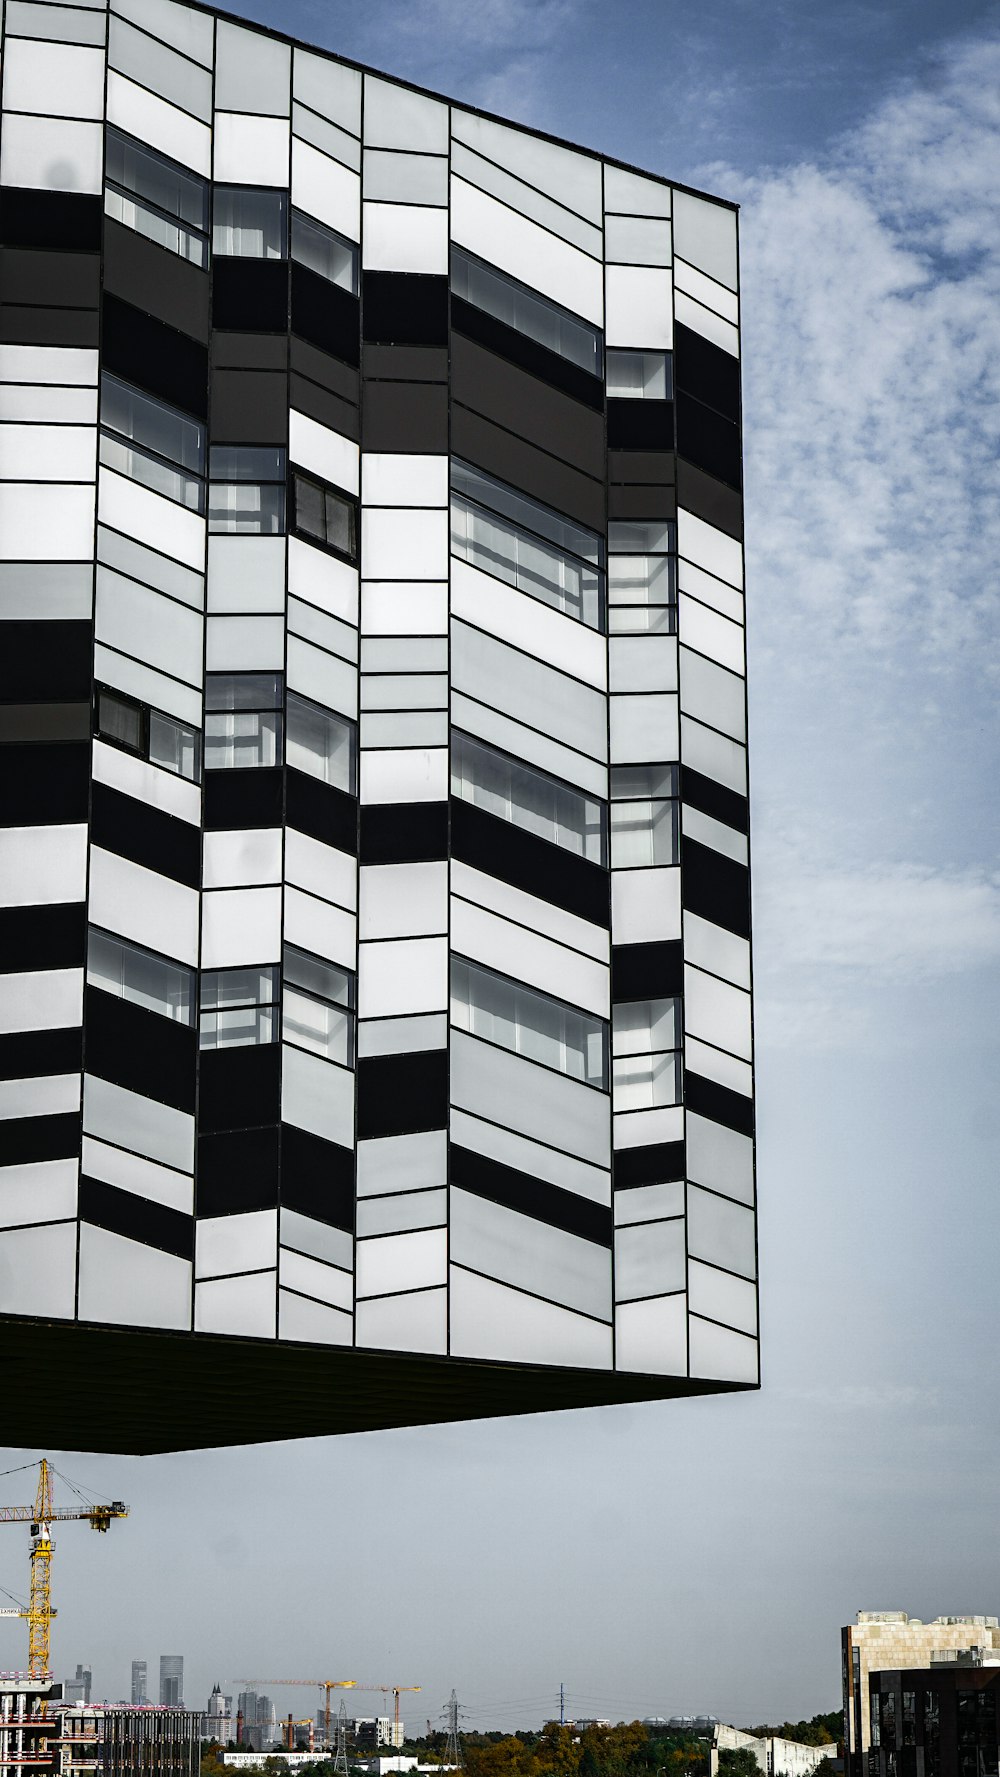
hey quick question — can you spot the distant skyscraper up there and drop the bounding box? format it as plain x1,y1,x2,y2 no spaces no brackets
131,1662,147,1707
63,1664,93,1706
204,1685,233,1743
159,1656,184,1710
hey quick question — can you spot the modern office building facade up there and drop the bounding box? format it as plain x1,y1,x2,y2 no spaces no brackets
844,1616,1000,1777
158,1657,183,1710
866,1663,1000,1777
0,0,755,1452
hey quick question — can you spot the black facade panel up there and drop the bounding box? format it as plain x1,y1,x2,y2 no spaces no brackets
84,989,197,1115
290,335,360,401
606,399,674,452
681,837,750,938
210,369,289,443
613,1141,686,1188
80,1176,194,1260
608,448,675,486
676,459,743,540
197,1126,280,1214
0,742,90,825
90,782,201,889
451,333,605,479
103,219,209,341
611,940,684,1001
608,482,675,520
198,1043,281,1134
213,330,288,369
290,264,360,364
361,381,448,453
363,272,448,346
357,1049,448,1138
363,343,447,382
450,294,604,412
681,766,749,834
0,1113,79,1166
450,1144,612,1245
212,257,288,333
451,404,605,532
0,188,102,251
0,903,86,973
0,703,90,744
684,1071,754,1138
280,1123,355,1230
360,800,448,865
204,767,284,831
285,770,357,854
0,304,99,346
0,1026,83,1080
674,321,741,423
450,798,610,928
0,246,100,309
288,371,359,440
676,391,741,490
0,623,92,702
102,293,208,419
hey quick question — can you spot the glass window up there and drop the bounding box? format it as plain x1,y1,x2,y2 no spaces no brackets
208,446,286,536
213,187,287,259
450,458,605,630
97,688,144,755
451,956,608,1091
104,127,209,268
451,729,606,865
286,691,356,794
291,472,356,559
148,710,201,783
100,374,205,512
606,349,672,400
282,943,355,1066
290,210,358,293
200,965,279,1049
610,764,679,868
205,673,283,771
451,247,602,378
608,518,676,636
612,996,680,1112
87,927,195,1026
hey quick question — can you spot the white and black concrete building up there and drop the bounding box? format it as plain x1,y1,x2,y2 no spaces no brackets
0,0,757,1451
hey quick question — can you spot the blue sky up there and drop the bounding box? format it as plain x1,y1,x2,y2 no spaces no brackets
3,0,1000,1735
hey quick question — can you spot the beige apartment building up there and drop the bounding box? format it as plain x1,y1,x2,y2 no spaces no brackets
843,1610,1000,1776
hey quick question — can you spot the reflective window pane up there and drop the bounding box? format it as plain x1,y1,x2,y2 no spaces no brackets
208,480,285,535
100,374,205,512
610,797,678,868
286,691,356,793
608,519,674,555
613,997,680,1055
210,446,286,482
97,689,143,754
291,210,358,293
87,927,195,1025
148,711,201,782
213,186,287,258
451,729,606,865
450,460,604,631
199,965,278,1049
292,473,356,558
606,349,672,399
206,673,282,712
452,247,602,378
106,128,209,233
204,709,282,770
283,945,353,1008
450,956,608,1091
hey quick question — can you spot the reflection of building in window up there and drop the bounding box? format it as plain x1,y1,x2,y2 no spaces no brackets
451,730,606,864
451,957,608,1090
451,457,605,629
205,673,283,770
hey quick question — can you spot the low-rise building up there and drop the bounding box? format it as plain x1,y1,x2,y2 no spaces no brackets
712,1724,836,1777
843,1612,1000,1777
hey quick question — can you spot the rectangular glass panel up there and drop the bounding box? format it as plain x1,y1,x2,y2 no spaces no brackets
451,729,606,865
292,473,356,558
290,210,358,292
612,997,680,1055
87,927,194,1025
199,1006,275,1049
612,1049,681,1111
285,691,356,792
610,797,678,867
208,481,285,534
213,187,287,258
106,127,209,232
204,709,282,770
100,431,204,512
283,945,353,1007
606,349,672,399
608,554,675,606
104,187,208,268
611,764,678,799
608,605,677,635
608,519,674,555
148,710,201,782
201,965,278,1010
101,374,205,474
97,689,143,753
210,446,286,481
452,459,603,567
452,247,602,377
282,988,352,1064
206,673,283,712
450,956,608,1091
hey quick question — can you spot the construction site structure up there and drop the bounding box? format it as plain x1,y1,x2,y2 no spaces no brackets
239,1682,355,1750
0,1461,128,1679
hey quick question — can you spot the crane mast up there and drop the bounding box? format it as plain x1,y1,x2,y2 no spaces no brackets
0,1457,129,1678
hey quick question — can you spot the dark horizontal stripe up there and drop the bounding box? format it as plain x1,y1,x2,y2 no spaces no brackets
684,1070,754,1137
91,781,201,889
0,1112,78,1166
451,331,605,482
361,377,448,453
290,333,360,401
676,458,742,541
84,988,197,1115
102,292,208,420
451,797,610,929
197,1126,279,1215
211,367,288,445
0,304,100,348
204,766,284,833
451,401,605,532
0,246,99,309
285,768,357,854
0,188,102,252
360,800,448,865
674,321,741,424
608,480,676,521
0,742,90,826
613,1141,686,1189
362,342,448,383
0,622,92,703
676,391,742,490
280,1123,355,1232
681,766,749,835
104,217,209,344
291,263,360,366
0,903,86,973
611,940,683,1002
0,1027,82,1081
80,1175,193,1260
681,836,750,939
606,399,674,451
357,1049,447,1140
198,1042,281,1135
211,255,288,334
450,1143,612,1246
608,447,675,487
0,703,90,744
364,271,448,347
451,293,604,412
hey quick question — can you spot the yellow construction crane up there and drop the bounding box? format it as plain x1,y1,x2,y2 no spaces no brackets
0,1459,128,1677
353,1685,422,1744
239,1681,356,1749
